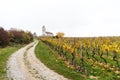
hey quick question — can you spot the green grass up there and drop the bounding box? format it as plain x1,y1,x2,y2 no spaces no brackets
0,45,23,80
35,40,87,80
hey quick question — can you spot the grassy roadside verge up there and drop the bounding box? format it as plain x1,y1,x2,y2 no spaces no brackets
35,40,85,80
0,45,23,80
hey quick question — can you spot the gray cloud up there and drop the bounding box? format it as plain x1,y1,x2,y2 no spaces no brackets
0,0,120,37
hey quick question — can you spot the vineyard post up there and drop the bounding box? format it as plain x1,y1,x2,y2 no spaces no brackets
90,38,94,65
90,38,93,52
79,41,86,73
58,38,62,56
113,51,120,68
71,38,76,67
80,41,83,59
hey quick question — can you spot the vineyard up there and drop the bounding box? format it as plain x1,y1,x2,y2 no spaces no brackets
41,37,120,79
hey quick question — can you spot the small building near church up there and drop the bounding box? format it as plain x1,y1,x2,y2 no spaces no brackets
45,32,54,36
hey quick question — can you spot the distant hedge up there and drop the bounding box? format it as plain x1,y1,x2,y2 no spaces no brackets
9,29,33,44
0,27,33,47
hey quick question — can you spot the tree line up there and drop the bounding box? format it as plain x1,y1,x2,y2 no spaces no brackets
0,27,33,47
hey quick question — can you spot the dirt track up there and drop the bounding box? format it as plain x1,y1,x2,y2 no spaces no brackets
7,41,68,80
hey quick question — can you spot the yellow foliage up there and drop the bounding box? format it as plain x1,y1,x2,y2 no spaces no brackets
41,37,120,56
56,32,64,38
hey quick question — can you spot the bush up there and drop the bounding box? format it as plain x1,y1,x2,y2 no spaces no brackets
0,27,10,47
56,32,64,38
9,29,33,44
0,27,33,47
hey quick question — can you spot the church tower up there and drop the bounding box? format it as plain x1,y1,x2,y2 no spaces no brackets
42,25,46,36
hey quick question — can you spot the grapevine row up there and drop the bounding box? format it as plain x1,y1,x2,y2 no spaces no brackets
40,37,120,79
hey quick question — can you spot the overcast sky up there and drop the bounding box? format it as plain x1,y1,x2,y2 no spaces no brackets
0,0,120,37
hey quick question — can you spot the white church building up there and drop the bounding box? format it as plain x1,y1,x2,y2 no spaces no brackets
42,26,54,36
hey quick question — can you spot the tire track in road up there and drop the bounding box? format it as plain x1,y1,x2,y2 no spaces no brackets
7,41,68,80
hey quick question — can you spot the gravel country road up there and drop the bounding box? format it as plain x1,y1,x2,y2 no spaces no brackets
7,41,68,80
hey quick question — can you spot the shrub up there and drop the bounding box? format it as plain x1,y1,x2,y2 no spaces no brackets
0,27,10,47
9,29,33,44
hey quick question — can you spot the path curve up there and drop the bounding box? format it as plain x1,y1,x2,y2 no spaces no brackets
7,41,68,80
